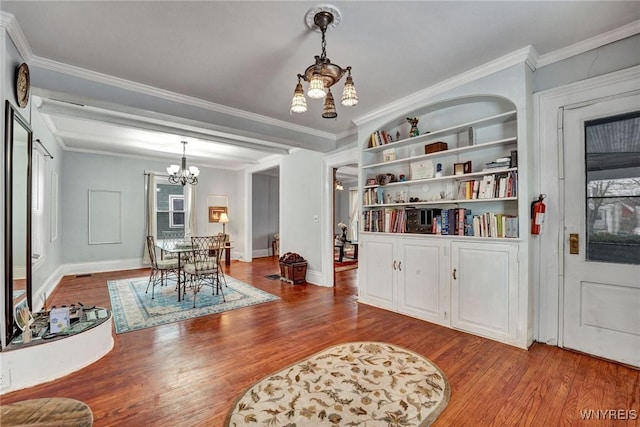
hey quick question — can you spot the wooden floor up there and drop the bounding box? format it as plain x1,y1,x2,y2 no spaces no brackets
2,257,638,426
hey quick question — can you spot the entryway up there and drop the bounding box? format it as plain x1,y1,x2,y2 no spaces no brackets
561,92,640,367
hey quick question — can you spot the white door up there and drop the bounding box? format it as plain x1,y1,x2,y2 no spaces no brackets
360,236,396,309
397,240,447,324
563,93,640,367
450,241,518,343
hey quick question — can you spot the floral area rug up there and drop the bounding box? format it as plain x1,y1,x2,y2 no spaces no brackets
107,275,279,333
225,342,450,426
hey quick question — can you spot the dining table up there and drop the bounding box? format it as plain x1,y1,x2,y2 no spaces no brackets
157,240,193,302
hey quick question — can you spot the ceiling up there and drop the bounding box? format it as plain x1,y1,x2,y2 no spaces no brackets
2,1,639,170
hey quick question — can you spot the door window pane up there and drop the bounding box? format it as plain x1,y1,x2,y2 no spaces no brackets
585,111,640,264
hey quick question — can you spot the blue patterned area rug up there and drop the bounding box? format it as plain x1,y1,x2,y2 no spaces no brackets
107,275,279,334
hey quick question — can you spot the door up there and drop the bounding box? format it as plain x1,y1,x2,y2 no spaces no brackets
451,241,518,343
563,93,640,367
397,239,447,325
359,236,396,309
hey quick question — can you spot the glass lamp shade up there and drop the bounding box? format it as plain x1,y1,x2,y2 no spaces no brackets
322,89,337,119
167,164,180,174
307,72,327,99
189,166,200,177
341,75,358,107
290,83,307,113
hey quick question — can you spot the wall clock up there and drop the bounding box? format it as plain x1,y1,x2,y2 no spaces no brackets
16,63,30,108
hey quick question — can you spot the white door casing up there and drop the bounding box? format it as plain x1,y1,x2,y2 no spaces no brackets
562,93,640,367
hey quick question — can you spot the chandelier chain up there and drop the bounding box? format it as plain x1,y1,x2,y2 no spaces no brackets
320,28,327,59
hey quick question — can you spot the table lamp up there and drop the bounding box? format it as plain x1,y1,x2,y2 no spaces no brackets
219,212,229,236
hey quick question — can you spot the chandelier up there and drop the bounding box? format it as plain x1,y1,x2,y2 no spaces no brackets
167,141,199,186
290,5,358,119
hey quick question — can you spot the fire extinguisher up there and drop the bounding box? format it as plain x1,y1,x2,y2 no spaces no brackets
531,194,546,235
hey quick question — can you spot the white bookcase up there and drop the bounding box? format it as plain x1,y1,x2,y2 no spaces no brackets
356,65,534,349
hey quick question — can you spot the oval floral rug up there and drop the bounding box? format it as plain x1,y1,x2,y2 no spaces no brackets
225,342,450,426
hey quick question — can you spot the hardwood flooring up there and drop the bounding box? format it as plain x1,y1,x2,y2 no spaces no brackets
2,257,638,426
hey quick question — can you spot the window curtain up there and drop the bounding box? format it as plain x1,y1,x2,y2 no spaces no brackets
186,183,197,238
142,172,156,265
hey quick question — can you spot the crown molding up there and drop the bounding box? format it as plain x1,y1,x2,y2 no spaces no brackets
28,54,336,141
1,11,334,142
537,19,640,68
0,12,33,60
353,46,538,127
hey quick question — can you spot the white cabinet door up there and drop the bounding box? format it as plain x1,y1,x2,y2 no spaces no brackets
397,239,448,324
360,236,396,309
450,241,518,343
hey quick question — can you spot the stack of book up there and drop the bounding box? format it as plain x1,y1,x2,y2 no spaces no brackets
483,157,512,171
457,170,518,200
368,130,392,147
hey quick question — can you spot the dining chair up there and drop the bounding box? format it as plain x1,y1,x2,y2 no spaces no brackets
216,233,229,287
145,235,179,299
183,236,226,308
161,230,184,260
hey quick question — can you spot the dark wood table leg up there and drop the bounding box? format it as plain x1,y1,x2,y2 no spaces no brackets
353,243,358,260
225,243,231,266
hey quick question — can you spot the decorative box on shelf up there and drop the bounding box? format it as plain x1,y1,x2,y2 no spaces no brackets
279,252,307,284
424,141,448,154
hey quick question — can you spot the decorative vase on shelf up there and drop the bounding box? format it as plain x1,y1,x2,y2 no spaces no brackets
407,117,420,137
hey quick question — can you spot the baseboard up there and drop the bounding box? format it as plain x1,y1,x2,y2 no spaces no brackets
32,265,64,312
63,258,145,276
252,249,270,258
305,268,324,287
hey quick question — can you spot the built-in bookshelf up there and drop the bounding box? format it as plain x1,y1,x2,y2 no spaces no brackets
361,107,519,239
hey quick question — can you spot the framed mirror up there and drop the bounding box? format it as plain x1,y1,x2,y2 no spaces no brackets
4,100,33,344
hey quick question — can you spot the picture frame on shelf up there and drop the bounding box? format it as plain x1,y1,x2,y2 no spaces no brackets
464,161,472,174
382,148,396,162
454,161,472,175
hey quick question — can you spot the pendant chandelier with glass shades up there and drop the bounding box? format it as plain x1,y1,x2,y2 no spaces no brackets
167,141,200,186
290,5,358,119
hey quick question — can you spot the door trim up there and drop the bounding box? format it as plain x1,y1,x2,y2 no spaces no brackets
534,65,640,346
322,147,359,288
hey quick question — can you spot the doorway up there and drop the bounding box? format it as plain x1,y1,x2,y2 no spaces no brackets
334,165,359,276
252,167,280,259
562,93,640,367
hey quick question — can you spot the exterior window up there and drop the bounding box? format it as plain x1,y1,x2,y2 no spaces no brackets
585,111,640,265
155,178,185,238
169,195,185,228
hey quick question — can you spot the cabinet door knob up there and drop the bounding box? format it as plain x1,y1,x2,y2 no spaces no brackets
452,268,457,280
398,261,402,271
393,260,397,270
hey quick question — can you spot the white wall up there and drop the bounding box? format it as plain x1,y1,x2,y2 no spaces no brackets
280,149,323,282
61,151,242,267
251,173,279,257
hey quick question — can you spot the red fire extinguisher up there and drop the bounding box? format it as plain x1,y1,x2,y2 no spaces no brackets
531,194,546,235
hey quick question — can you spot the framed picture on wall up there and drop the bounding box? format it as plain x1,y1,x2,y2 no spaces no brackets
208,206,227,223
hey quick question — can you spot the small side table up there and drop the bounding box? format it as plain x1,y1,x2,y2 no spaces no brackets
1,397,93,426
